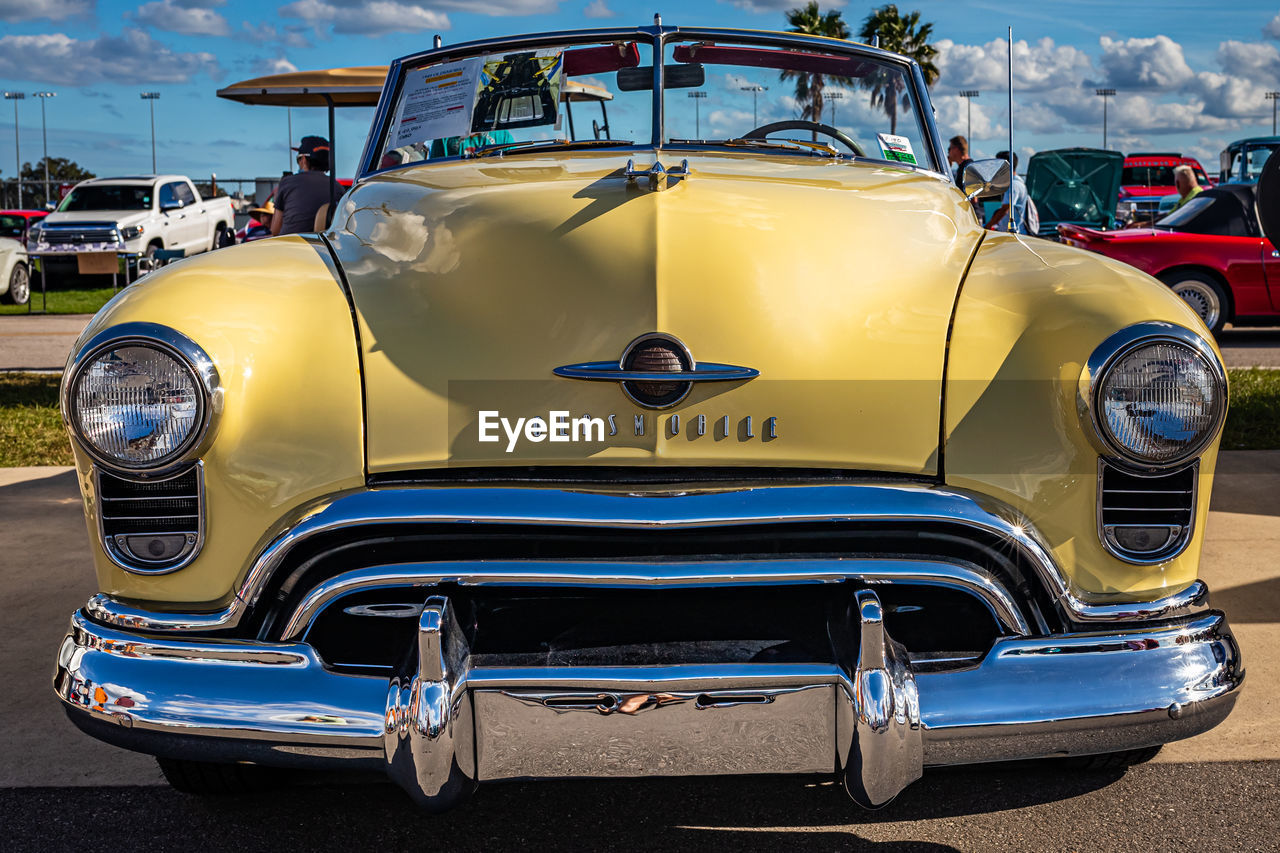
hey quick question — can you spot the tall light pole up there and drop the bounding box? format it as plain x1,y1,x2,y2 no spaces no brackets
959,90,979,141
740,84,767,127
1095,88,1115,150
1268,92,1280,136
687,91,706,138
140,92,160,173
827,91,844,127
33,92,54,208
3,92,23,209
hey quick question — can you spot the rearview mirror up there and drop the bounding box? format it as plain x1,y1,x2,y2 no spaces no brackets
962,159,1011,201
160,199,184,211
616,64,706,92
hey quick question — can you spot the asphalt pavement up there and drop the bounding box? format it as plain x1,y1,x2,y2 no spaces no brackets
1,455,1278,850
4,314,1280,372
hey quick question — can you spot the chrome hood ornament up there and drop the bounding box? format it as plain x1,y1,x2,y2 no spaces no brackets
553,332,758,408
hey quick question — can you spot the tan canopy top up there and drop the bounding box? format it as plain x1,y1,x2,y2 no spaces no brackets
216,66,388,108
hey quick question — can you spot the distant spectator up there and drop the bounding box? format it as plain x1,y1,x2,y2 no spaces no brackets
243,201,275,242
948,135,972,187
985,150,1029,235
272,136,339,236
1172,164,1203,211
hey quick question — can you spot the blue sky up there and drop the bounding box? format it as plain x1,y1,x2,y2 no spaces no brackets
1,0,1279,191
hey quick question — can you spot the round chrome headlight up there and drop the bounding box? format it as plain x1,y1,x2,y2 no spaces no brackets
67,328,216,470
1087,326,1226,467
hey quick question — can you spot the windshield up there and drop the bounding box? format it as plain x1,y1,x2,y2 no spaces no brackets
1123,165,1208,187
1244,144,1279,181
0,214,28,240
662,37,933,168
58,185,153,212
376,38,655,167
372,32,937,172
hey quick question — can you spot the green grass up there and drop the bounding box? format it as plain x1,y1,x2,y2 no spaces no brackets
1222,368,1280,451
0,373,72,466
1,369,1278,468
0,287,117,316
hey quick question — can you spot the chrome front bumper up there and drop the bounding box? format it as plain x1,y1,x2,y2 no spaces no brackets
56,591,1242,810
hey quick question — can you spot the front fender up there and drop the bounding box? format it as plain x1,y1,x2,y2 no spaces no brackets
64,235,365,607
945,233,1221,602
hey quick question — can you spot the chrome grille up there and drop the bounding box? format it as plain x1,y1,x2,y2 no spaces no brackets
1098,460,1196,562
97,465,203,573
40,223,120,244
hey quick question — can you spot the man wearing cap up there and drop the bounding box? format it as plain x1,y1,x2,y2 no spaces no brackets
272,136,338,236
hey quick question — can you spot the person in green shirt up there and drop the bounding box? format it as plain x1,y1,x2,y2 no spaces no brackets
1172,164,1203,211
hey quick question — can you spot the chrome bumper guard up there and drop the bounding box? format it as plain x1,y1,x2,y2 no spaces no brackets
56,589,1242,810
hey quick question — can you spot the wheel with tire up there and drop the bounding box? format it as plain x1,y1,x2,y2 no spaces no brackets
1058,745,1162,772
1,262,29,305
1160,271,1229,334
155,757,280,795
215,226,236,249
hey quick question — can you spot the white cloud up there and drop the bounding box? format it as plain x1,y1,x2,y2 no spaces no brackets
0,29,219,85
0,0,92,22
934,37,1092,93
1265,12,1280,39
1214,40,1280,86
132,0,232,37
254,57,299,76
1098,35,1194,89
280,0,450,36
582,0,613,18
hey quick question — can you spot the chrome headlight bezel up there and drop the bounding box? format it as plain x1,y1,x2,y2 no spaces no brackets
62,322,220,477
1079,322,1227,472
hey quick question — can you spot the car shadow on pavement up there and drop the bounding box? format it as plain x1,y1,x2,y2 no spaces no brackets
1209,576,1280,623
0,762,1132,851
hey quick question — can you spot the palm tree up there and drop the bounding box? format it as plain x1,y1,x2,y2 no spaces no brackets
858,5,939,134
781,3,850,136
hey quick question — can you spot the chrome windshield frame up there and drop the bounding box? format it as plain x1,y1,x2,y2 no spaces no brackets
357,23,945,180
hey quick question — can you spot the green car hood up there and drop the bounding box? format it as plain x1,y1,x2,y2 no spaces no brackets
1026,148,1124,233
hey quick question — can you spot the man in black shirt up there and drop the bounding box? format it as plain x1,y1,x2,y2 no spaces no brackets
272,136,338,235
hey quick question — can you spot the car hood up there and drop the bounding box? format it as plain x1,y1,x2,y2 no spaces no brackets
327,152,983,476
42,210,152,226
1027,148,1124,231
0,236,21,257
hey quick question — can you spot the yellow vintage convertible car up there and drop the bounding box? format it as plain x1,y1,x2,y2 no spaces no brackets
54,23,1242,810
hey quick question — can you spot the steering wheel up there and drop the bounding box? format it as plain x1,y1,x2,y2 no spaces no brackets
743,120,865,157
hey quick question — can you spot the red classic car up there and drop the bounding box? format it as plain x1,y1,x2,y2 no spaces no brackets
0,209,48,243
1059,183,1278,333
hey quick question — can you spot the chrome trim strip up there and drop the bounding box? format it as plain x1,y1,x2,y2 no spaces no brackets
81,484,1212,632
552,362,759,382
1078,321,1228,472
94,461,205,575
62,321,222,478
278,557,1032,640
56,608,1242,795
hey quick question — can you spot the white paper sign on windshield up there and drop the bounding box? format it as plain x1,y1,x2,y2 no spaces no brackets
391,58,482,147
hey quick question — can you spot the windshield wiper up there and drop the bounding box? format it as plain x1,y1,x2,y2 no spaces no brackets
468,138,634,159
717,137,844,158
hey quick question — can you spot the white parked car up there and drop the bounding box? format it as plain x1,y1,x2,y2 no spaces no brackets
0,236,29,305
28,175,235,278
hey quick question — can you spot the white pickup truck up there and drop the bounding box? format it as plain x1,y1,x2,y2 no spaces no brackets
28,175,235,274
